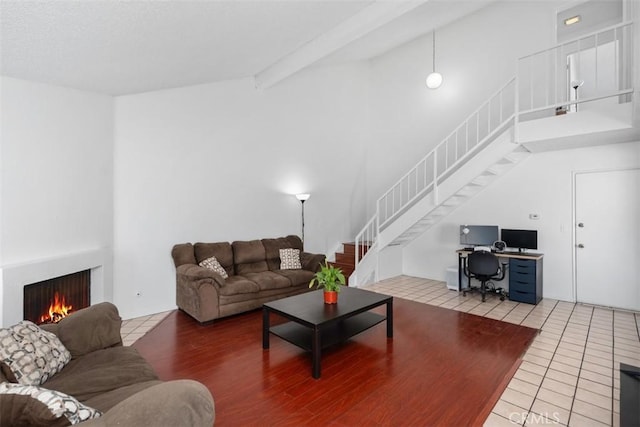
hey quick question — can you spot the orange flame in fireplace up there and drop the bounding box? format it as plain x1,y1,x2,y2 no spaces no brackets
40,292,73,324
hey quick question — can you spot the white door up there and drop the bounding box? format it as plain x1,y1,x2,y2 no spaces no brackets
575,169,640,311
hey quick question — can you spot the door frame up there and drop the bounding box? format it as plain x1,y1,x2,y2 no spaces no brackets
571,167,640,305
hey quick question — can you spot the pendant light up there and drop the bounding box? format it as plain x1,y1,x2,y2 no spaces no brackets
426,30,443,89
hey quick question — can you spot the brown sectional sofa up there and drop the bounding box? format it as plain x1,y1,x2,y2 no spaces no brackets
0,302,214,426
172,235,325,323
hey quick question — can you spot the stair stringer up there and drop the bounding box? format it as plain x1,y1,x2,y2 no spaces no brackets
378,125,525,248
350,125,535,287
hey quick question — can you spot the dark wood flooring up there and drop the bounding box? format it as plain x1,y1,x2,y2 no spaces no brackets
134,296,538,426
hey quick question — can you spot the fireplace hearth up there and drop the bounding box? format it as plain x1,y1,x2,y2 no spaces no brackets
23,270,90,324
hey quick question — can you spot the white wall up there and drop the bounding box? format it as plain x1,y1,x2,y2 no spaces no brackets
403,141,640,302
0,77,114,325
365,1,559,216
113,63,370,319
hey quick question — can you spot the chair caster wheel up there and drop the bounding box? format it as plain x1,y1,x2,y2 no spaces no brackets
463,291,467,297
500,296,505,301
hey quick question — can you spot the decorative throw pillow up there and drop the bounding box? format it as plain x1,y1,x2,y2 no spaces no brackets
199,256,228,279
0,320,71,385
280,248,302,270
0,383,102,425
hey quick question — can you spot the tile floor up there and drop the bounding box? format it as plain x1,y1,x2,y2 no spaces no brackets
121,275,640,426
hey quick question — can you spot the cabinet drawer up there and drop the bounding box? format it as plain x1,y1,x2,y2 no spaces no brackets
510,279,536,294
510,289,537,304
510,270,536,285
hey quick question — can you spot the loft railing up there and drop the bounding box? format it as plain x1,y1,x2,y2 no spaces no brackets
517,22,634,116
376,78,516,229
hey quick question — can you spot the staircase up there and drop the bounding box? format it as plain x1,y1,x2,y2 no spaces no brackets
330,242,370,285
349,22,635,287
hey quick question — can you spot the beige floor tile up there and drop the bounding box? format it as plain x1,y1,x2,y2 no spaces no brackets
583,354,613,369
574,388,611,410
514,369,544,386
529,399,570,426
523,353,552,367
581,361,612,377
545,368,578,386
485,412,519,427
577,378,612,398
572,399,613,425
555,347,584,361
509,378,540,397
520,361,549,377
552,354,582,369
536,388,573,411
502,387,535,410
549,361,580,377
491,399,529,422
540,377,576,397
568,412,610,427
579,368,613,387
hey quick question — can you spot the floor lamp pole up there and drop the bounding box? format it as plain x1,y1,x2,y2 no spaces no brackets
295,193,310,248
300,200,306,247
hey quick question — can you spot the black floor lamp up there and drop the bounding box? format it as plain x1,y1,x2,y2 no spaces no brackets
295,193,310,246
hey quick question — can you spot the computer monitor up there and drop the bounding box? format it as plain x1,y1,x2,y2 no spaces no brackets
459,225,499,247
501,229,538,251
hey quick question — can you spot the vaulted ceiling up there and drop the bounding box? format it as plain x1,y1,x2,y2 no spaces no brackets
0,0,494,95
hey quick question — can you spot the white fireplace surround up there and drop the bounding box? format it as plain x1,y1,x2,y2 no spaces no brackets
0,248,109,327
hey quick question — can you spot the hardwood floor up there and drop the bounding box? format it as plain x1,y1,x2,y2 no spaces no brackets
134,297,538,426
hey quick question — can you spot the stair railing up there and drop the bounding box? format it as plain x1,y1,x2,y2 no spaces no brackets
377,77,516,229
352,78,516,273
354,215,377,267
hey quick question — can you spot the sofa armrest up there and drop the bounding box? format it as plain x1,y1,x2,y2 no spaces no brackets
54,302,123,358
176,264,226,287
80,380,215,427
301,252,326,272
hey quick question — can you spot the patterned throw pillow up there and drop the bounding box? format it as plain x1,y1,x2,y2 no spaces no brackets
0,383,102,425
280,248,302,270
199,256,228,279
0,320,71,385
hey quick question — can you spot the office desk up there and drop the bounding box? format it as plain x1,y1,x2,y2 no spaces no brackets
456,249,544,304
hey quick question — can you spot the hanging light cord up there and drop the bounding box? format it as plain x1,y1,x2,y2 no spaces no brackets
432,30,436,72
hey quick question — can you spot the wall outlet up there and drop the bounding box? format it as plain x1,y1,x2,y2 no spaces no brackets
529,213,540,220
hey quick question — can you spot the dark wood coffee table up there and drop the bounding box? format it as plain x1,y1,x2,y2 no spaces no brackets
262,287,393,379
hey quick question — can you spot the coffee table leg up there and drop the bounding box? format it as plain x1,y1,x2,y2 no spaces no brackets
387,299,393,338
312,326,321,379
262,307,270,349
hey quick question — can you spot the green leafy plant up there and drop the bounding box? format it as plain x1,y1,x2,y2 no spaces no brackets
309,260,346,292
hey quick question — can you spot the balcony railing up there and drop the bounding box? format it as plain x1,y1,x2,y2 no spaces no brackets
518,21,634,116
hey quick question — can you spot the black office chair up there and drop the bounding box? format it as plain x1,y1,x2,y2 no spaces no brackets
463,250,507,302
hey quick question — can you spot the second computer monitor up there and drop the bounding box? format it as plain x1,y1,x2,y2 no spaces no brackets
501,229,538,251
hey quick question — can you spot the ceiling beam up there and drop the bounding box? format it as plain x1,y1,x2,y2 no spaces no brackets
253,0,428,90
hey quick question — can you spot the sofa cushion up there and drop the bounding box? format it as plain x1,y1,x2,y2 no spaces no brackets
55,302,122,359
171,243,197,267
232,240,268,274
42,346,158,403
242,272,292,291
194,242,234,276
262,236,303,270
0,383,101,426
0,320,71,385
279,248,302,270
199,256,229,279
217,276,260,296
274,269,315,286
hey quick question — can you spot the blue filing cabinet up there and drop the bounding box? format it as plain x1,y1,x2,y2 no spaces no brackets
508,258,542,304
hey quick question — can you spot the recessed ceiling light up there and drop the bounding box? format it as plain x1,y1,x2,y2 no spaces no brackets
564,15,581,26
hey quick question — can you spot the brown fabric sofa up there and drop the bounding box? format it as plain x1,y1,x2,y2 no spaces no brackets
172,235,325,323
0,302,215,427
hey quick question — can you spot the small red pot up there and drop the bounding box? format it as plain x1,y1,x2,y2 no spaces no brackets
323,291,338,304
